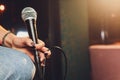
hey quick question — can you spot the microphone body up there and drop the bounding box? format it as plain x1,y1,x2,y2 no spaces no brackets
21,7,42,80
26,19,42,80
25,19,38,43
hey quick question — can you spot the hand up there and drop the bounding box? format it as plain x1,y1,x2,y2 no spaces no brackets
11,37,51,66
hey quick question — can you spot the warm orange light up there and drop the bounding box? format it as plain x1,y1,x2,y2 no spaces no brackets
0,4,5,12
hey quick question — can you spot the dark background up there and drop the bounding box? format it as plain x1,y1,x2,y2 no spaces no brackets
0,0,49,41
0,0,93,80
0,0,62,80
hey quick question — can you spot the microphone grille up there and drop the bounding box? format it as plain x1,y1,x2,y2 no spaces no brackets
21,7,37,21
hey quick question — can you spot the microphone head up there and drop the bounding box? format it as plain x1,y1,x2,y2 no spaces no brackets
21,7,37,21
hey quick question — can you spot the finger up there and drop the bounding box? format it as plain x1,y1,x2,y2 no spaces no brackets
24,38,34,47
39,52,46,66
45,50,51,58
39,52,46,62
41,62,45,67
37,47,51,58
35,40,45,49
41,47,51,57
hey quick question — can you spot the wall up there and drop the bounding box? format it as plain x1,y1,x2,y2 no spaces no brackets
59,0,91,80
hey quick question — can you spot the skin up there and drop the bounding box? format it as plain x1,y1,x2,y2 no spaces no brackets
0,25,51,66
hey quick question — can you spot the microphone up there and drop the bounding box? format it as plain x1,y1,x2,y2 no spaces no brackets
21,7,42,80
21,7,38,43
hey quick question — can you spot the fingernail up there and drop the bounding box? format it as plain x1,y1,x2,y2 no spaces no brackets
41,63,45,67
44,53,48,57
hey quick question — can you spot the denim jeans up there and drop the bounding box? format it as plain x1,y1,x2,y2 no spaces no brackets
0,46,36,80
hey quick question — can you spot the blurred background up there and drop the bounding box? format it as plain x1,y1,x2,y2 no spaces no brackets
1,0,120,80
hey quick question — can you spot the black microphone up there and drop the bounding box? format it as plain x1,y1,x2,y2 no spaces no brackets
21,7,42,80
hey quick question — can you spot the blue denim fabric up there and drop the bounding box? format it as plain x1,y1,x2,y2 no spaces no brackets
0,46,36,80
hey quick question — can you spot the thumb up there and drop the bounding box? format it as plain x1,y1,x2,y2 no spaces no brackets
12,37,33,48
24,38,35,47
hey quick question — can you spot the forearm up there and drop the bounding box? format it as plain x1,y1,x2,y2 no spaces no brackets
0,25,16,47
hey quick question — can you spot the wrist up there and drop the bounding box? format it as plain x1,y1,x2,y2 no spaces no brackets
2,31,16,47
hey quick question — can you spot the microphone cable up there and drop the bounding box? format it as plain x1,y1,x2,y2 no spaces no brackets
42,46,68,80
